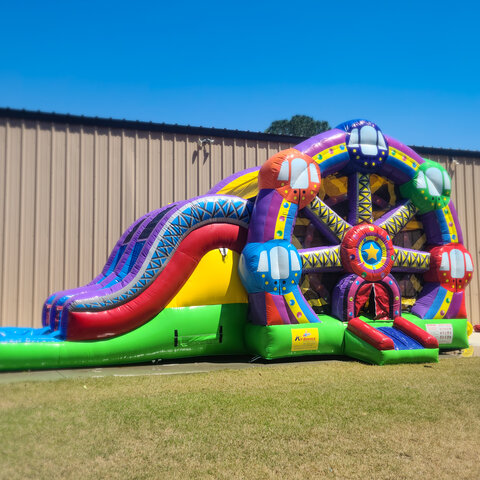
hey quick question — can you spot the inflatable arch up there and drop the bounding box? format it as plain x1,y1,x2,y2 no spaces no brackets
0,120,473,369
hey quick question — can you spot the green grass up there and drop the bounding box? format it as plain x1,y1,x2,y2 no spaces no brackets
1,358,479,480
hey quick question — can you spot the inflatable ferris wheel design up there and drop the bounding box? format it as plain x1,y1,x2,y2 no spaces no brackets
0,117,473,370
237,120,473,326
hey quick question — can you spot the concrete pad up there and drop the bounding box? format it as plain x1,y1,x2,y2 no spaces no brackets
0,355,347,385
0,358,263,385
468,331,480,347
439,332,480,358
0,369,66,384
465,331,480,357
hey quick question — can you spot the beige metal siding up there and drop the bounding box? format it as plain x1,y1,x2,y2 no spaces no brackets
0,116,479,328
0,118,292,327
428,154,480,328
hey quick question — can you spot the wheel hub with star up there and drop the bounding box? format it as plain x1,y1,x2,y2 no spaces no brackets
340,224,395,282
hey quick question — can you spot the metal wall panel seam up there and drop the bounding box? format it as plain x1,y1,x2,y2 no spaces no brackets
34,123,52,326
48,123,55,295
31,122,41,327
92,128,98,276
15,121,25,326
147,131,151,212
173,133,176,202
0,120,8,323
77,126,83,285
0,121,7,325
62,125,68,288
465,158,479,323
3,122,21,325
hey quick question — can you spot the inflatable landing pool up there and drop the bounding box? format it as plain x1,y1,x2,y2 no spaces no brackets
0,120,472,369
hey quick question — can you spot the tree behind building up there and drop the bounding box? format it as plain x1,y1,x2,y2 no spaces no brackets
265,115,330,137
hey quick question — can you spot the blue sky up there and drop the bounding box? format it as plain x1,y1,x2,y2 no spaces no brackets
1,1,479,149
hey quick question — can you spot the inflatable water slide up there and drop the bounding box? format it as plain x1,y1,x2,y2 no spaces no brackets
0,120,472,369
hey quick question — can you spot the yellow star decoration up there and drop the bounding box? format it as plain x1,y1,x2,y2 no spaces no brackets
364,244,380,261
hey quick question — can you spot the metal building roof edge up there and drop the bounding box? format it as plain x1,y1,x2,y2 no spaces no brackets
0,107,305,144
1,107,479,158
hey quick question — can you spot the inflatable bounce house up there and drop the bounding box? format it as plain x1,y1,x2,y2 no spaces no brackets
0,120,474,369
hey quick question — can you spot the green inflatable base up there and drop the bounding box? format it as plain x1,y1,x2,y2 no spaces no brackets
0,304,249,371
401,314,469,350
244,315,469,365
0,308,470,370
244,316,346,360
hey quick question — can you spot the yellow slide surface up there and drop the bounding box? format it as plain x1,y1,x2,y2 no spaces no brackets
166,249,247,308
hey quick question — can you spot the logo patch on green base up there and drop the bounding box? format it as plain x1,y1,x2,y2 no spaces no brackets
291,328,319,352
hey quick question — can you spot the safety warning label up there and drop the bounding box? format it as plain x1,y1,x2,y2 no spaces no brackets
425,324,453,345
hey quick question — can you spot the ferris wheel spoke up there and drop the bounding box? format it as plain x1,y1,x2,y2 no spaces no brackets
347,173,373,225
376,199,418,237
392,246,430,273
303,197,352,244
299,245,342,272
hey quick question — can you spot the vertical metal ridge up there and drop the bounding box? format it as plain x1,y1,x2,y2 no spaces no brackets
194,135,200,198
208,137,213,191
148,131,159,209
172,133,176,202
62,125,68,287
47,123,55,293
233,137,236,175
1,119,9,323
159,132,164,205
30,121,39,327
132,131,137,217
220,137,225,183
471,159,479,324
0,121,7,324
106,129,111,259
77,126,83,285
133,131,138,220
3,121,22,325
92,129,97,277
185,134,190,199
243,137,247,170
463,158,478,321
105,129,110,258
147,131,151,211
0,120,9,323
120,129,124,232
15,121,25,323
97,128,109,268
33,123,52,326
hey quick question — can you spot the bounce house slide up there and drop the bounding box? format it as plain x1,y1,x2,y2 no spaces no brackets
343,316,439,365
0,196,253,369
0,119,473,370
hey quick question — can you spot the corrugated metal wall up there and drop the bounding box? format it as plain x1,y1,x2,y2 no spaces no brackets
1,116,479,328
428,153,480,328
0,117,293,327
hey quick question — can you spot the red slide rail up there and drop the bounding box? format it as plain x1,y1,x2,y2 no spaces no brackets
347,317,395,350
393,316,439,348
67,223,248,340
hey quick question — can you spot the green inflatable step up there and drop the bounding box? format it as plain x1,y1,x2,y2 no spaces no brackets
343,329,439,365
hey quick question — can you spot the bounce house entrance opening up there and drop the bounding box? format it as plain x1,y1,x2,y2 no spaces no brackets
355,283,392,320
358,287,375,318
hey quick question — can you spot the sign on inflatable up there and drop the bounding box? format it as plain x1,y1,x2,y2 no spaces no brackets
0,120,472,369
